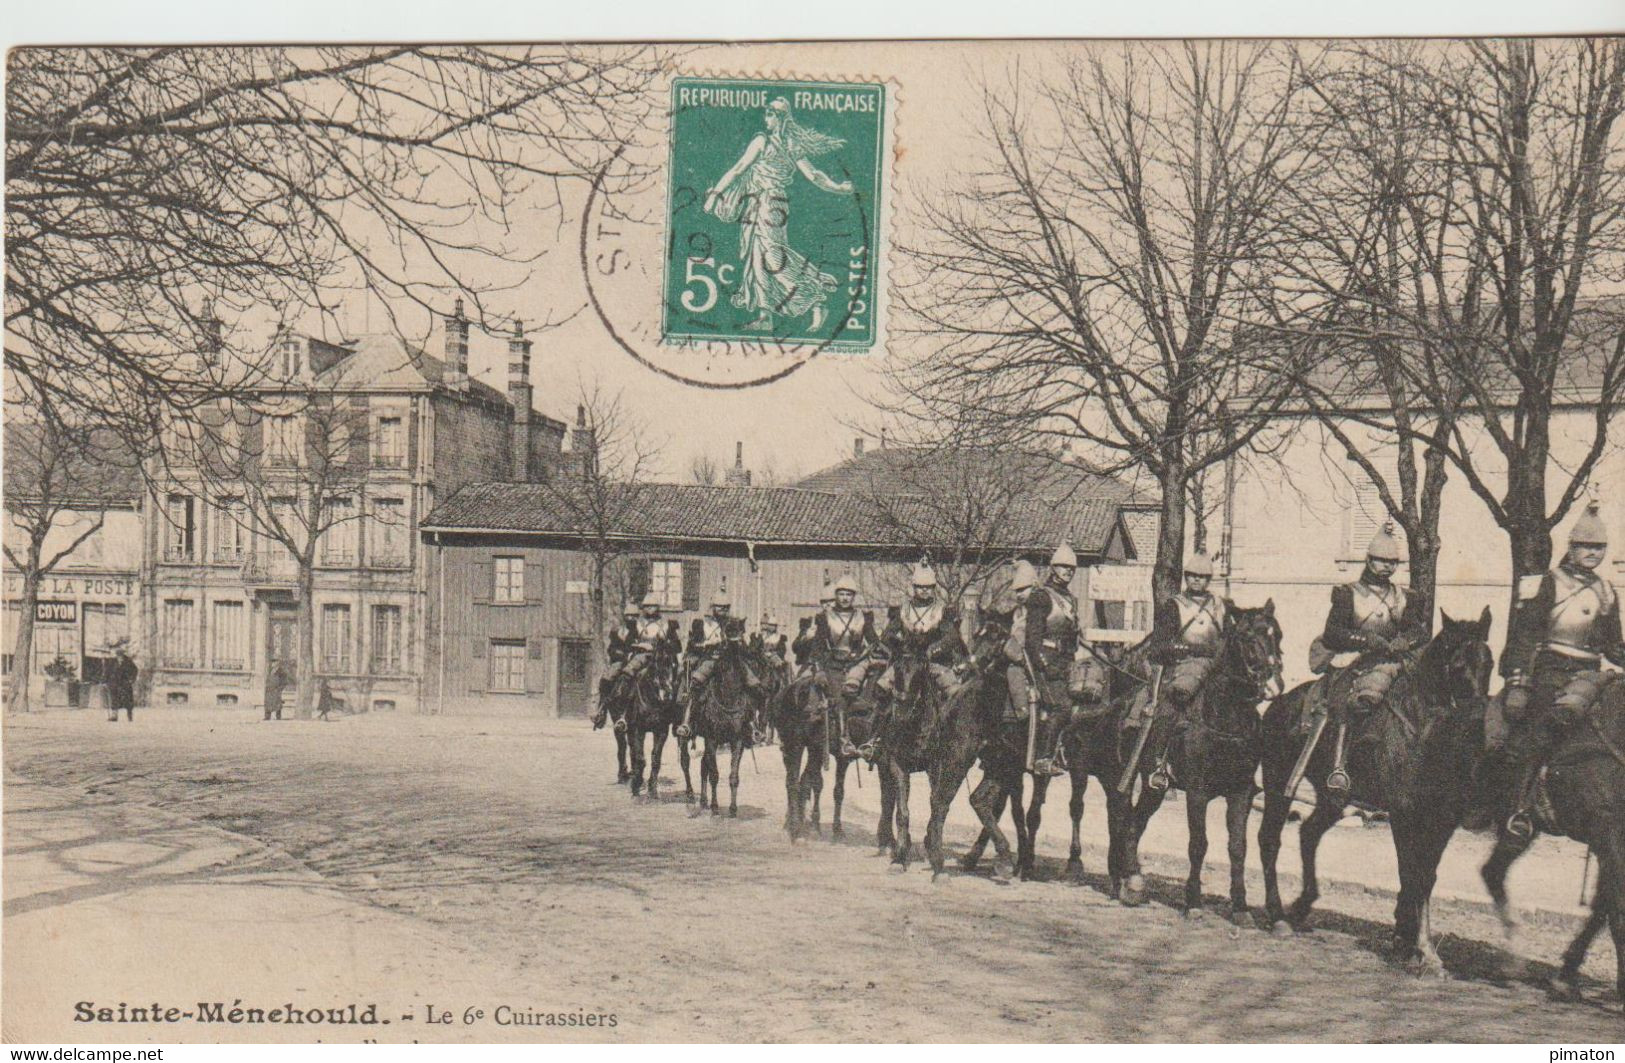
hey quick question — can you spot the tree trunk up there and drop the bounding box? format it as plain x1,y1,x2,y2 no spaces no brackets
1154,473,1188,603
1405,446,1452,629
1504,413,1555,626
296,563,316,719
7,567,42,713
1190,472,1208,555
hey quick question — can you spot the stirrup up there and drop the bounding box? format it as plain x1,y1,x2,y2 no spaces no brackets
839,737,861,759
612,718,627,734
1505,809,1535,840
675,723,692,739
1325,766,1351,797
1148,762,1172,793
856,739,880,763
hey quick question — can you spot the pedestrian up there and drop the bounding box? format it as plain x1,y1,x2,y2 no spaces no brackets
106,640,138,722
264,660,288,721
316,677,338,721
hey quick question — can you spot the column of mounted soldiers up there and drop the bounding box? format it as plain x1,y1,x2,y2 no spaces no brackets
590,506,1623,852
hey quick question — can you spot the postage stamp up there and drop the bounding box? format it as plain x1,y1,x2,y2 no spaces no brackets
661,76,887,352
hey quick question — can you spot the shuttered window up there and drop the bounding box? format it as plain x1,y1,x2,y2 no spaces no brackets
681,559,701,611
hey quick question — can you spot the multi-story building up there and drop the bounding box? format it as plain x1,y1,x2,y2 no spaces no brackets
143,304,573,714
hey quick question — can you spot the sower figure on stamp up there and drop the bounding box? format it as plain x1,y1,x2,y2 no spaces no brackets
591,599,642,729
703,97,853,334
1492,501,1625,843
807,574,880,758
678,583,760,738
1008,543,1082,777
1307,522,1429,798
873,564,965,746
1141,553,1228,793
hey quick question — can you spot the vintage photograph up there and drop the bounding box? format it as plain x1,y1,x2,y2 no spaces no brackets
4,36,1625,1044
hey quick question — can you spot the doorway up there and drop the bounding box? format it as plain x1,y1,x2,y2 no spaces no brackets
557,639,590,718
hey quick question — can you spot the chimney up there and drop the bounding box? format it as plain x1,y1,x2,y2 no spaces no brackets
724,440,751,487
879,427,888,449
854,437,865,458
444,298,469,390
572,403,598,477
508,317,534,481
199,298,223,362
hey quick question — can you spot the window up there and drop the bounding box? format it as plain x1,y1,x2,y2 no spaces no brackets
214,498,249,562
1131,600,1152,632
370,498,408,566
373,416,405,468
1344,470,1402,561
266,414,300,467
211,601,246,670
493,556,525,603
647,559,684,609
321,497,357,565
278,335,303,380
2,602,16,675
162,599,196,667
320,604,353,673
490,639,527,692
83,603,128,655
165,418,199,467
370,605,404,674
34,624,79,677
165,494,196,561
1092,599,1128,630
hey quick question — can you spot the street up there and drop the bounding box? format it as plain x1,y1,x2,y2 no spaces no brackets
3,708,1620,1043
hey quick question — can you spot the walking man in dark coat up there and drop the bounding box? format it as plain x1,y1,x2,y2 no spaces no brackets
106,640,138,722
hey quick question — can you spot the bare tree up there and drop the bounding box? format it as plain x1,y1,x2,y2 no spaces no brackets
3,410,130,712
688,451,721,486
1290,40,1625,603
898,42,1311,599
5,45,663,435
541,385,664,682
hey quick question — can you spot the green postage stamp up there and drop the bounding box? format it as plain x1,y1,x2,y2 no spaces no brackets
663,77,887,352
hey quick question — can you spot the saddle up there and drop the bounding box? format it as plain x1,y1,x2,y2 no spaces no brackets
1294,669,1357,737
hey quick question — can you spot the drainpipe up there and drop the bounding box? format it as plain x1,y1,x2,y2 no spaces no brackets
746,541,761,627
436,532,446,716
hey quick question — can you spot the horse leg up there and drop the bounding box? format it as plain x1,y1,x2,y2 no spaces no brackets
648,727,665,801
727,741,742,818
968,771,1017,883
1224,789,1254,929
876,759,898,857
615,729,630,784
628,728,647,799
1019,775,1050,881
1183,790,1210,918
831,756,850,840
1287,791,1342,928
1104,785,1133,899
782,739,803,839
1119,784,1167,907
804,748,825,836
926,743,975,880
1479,826,1535,959
890,762,913,871
679,736,695,803
1259,786,1292,934
1066,767,1088,884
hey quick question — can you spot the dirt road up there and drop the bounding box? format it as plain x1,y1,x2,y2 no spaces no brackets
4,710,1619,1042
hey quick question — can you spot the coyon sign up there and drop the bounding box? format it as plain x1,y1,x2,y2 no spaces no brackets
35,600,77,624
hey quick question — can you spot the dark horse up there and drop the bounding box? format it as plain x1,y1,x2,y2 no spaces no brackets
614,646,692,803
874,652,950,871
772,667,865,843
1106,603,1284,922
689,631,755,818
1258,609,1493,973
1480,674,1625,1009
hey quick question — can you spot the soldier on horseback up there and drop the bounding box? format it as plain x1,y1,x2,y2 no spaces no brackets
1008,543,1082,777
877,563,964,701
1495,501,1625,841
678,583,761,740
591,598,643,728
1299,523,1428,797
805,573,880,758
1141,553,1229,793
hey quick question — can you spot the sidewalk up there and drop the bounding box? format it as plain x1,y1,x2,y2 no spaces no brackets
843,764,1593,921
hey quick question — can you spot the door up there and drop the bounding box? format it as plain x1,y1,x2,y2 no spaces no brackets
265,605,297,704
557,639,591,718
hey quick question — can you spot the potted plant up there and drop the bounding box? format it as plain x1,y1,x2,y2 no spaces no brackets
42,655,78,708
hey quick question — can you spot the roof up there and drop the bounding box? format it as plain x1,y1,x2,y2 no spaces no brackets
422,481,1127,556
795,445,1148,504
3,421,142,507
306,333,566,430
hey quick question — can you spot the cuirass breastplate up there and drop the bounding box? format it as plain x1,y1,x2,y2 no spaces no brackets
1549,567,1614,645
1350,582,1404,636
1175,595,1224,647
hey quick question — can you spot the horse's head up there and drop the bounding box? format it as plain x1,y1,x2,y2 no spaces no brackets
1419,607,1494,704
1223,599,1284,701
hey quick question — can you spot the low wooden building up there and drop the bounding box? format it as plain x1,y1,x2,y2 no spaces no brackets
419,481,1134,716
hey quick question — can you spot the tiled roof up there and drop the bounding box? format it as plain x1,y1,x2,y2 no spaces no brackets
423,481,1125,556
794,446,1147,504
311,333,562,425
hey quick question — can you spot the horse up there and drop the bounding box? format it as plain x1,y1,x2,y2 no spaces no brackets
772,662,877,843
1110,603,1283,923
616,649,692,802
689,634,756,817
874,650,952,871
1257,608,1493,973
1480,673,1625,1009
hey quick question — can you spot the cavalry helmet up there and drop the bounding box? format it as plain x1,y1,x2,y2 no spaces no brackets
711,586,731,607
641,591,664,608
1366,522,1403,562
1183,554,1215,578
1570,501,1608,547
911,564,937,588
623,599,640,616
1009,559,1039,592
1050,542,1078,568
833,574,860,595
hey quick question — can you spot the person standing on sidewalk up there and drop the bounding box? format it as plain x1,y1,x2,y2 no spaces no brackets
106,641,138,722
